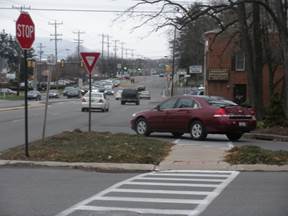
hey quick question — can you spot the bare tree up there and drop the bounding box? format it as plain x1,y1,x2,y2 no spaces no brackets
125,0,288,118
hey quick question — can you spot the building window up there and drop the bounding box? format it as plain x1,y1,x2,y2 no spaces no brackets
235,53,245,71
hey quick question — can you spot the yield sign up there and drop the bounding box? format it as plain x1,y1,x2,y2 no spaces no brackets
80,52,100,74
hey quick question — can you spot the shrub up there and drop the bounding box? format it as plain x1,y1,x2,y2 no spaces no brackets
263,94,287,127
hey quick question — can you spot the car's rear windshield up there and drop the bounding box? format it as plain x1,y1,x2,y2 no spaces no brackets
203,97,237,108
123,89,138,95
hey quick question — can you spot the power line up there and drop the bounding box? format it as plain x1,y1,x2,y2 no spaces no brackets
0,6,174,14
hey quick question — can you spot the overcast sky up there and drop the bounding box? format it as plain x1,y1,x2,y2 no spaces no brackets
0,0,180,59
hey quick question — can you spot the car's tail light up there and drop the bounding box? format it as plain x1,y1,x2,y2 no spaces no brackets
82,98,86,102
213,108,228,117
249,108,256,120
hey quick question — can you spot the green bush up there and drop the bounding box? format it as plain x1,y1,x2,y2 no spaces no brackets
263,94,288,127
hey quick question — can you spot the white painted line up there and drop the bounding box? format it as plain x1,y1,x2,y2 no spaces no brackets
161,170,234,174
151,173,230,178
174,139,181,144
54,172,149,216
55,170,239,216
138,177,225,182
190,171,240,216
76,205,198,215
112,188,212,196
126,181,218,188
93,196,207,204
227,142,234,149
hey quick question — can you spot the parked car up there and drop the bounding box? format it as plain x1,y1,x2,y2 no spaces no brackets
130,95,256,141
121,88,140,105
27,90,41,100
139,90,151,99
48,90,60,98
136,85,146,92
66,87,81,98
0,88,17,95
81,92,109,112
63,86,75,96
114,89,123,100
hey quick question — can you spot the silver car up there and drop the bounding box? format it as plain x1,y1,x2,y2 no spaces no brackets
81,92,109,112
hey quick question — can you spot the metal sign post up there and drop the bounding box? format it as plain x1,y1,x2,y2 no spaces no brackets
16,11,35,157
80,52,100,132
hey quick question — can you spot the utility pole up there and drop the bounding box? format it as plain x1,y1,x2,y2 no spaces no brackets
73,30,85,60
113,39,119,59
37,43,45,63
106,35,111,59
120,42,125,61
49,20,63,64
171,25,177,96
36,43,45,90
113,40,119,78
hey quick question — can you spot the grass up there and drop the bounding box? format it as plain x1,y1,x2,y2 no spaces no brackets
0,94,24,100
225,145,288,165
0,130,173,165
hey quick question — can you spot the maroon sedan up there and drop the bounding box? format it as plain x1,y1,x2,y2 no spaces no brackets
130,95,256,141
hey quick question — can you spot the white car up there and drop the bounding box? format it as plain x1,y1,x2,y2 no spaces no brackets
81,92,109,112
114,89,123,100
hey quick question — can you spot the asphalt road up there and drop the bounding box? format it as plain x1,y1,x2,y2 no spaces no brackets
0,76,288,216
0,167,287,216
0,76,166,151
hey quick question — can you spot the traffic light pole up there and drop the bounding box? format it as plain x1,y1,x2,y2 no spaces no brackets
24,50,29,157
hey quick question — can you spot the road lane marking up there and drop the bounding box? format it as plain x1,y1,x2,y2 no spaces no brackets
55,170,239,216
76,205,197,215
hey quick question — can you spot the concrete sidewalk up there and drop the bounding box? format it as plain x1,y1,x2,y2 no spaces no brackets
157,143,288,171
1,142,288,172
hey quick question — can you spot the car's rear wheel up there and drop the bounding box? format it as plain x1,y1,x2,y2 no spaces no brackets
136,101,139,105
190,121,207,140
135,118,150,136
172,132,184,138
226,133,242,141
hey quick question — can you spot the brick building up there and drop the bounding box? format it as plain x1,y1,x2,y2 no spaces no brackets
203,30,284,106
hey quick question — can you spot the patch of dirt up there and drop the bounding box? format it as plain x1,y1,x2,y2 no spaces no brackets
254,127,288,136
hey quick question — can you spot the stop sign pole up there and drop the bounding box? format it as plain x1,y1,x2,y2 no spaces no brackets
16,12,35,157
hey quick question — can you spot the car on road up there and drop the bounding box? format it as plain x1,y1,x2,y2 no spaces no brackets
130,95,256,141
0,88,17,95
139,90,151,100
65,87,81,98
48,90,60,98
81,92,109,112
27,90,41,100
136,85,146,92
114,89,123,100
121,89,140,105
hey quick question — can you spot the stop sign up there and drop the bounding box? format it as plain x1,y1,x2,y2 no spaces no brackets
16,12,35,49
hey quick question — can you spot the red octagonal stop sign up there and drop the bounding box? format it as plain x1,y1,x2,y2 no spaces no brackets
16,12,35,49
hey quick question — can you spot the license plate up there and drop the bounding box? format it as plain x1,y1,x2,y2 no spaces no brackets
239,122,247,127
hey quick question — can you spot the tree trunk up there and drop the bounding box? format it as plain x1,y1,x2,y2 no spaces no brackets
252,3,264,119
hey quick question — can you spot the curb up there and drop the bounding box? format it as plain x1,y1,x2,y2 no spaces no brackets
0,160,157,172
0,102,44,112
1,160,287,172
244,133,288,142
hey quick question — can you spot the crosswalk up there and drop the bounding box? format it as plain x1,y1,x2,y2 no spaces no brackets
56,170,239,216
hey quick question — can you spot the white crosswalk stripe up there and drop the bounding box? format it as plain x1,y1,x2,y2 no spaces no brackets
55,170,239,216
